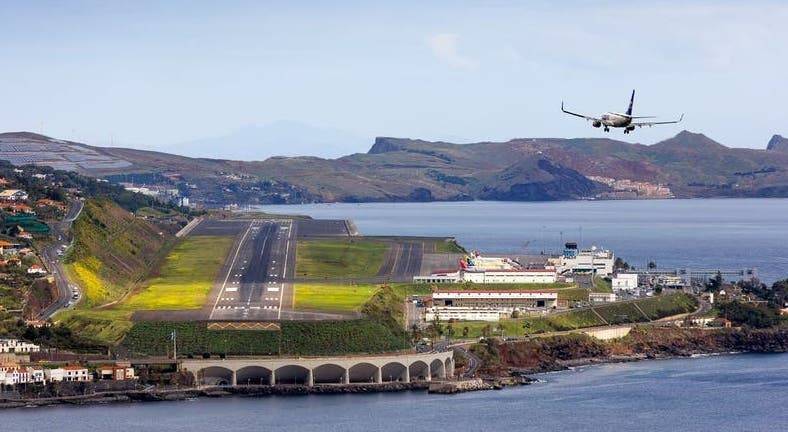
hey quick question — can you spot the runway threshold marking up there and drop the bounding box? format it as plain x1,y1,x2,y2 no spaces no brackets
209,220,255,320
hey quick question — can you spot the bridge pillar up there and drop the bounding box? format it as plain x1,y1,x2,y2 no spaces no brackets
425,364,431,382
343,368,350,385
269,370,276,386
375,367,382,384
231,370,237,386
448,359,454,379
403,366,410,383
307,369,314,387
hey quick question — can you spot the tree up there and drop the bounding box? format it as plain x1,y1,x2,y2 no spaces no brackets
648,261,657,270
481,324,492,338
462,326,470,338
718,301,779,328
614,257,630,271
706,272,724,292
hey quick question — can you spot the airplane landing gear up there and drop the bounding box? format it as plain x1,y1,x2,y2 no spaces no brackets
604,126,610,132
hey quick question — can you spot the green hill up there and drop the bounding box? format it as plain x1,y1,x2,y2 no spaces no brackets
65,198,175,307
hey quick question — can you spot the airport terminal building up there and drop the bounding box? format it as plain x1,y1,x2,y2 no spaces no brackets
425,290,559,322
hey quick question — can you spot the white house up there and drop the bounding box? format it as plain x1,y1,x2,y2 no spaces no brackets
612,273,639,291
589,292,617,303
425,306,503,322
26,264,47,275
62,365,91,382
0,339,40,354
44,368,65,382
0,189,29,201
29,367,45,383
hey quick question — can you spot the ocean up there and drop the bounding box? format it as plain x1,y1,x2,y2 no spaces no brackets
4,353,786,431
255,198,788,283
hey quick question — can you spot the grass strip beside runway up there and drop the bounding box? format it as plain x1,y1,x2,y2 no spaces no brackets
295,239,388,279
294,283,380,312
121,236,234,310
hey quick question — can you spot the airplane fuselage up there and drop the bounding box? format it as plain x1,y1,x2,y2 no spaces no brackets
600,112,632,127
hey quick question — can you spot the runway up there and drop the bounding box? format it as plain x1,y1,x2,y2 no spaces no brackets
207,219,296,321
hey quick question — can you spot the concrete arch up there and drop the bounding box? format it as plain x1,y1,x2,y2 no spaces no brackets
236,366,273,386
430,359,446,379
349,362,379,383
381,362,408,383
275,365,310,385
313,363,347,384
199,366,234,386
409,360,430,382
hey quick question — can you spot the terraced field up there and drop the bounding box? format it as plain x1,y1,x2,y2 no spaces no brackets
452,293,698,338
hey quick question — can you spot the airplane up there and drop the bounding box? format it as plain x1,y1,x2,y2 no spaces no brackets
561,90,683,134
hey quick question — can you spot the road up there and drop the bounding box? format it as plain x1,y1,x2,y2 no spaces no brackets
37,199,84,320
451,345,481,378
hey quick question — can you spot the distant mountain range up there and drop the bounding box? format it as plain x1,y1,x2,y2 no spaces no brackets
1,130,787,204
167,120,370,160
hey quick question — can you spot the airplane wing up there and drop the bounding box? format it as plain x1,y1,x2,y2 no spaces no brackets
561,102,599,122
632,114,684,127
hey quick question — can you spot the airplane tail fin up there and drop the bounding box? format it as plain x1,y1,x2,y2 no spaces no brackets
626,89,635,116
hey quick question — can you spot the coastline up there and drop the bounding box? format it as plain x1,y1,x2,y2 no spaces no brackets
2,349,774,410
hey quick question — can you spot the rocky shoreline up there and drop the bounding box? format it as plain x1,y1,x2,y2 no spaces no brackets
4,327,785,409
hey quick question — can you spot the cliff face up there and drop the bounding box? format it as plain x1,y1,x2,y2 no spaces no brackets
473,327,788,376
767,135,788,153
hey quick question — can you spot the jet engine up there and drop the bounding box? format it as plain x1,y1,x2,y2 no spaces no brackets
624,125,635,134
592,120,602,128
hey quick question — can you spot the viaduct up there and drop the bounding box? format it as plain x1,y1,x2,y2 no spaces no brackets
180,351,455,387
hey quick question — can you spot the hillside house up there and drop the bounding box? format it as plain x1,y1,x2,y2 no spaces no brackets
62,365,91,382
98,364,136,381
0,339,40,354
0,189,28,201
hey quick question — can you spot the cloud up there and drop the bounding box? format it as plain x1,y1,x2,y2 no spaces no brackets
426,33,477,69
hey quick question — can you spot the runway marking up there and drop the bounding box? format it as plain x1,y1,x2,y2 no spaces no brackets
209,221,254,320
226,287,238,292
267,287,279,292
278,220,293,319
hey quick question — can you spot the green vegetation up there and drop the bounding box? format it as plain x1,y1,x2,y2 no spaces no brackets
119,282,433,356
56,309,133,345
593,276,613,293
58,235,234,344
295,239,388,279
121,236,233,310
65,198,174,307
434,239,466,254
293,283,379,312
636,292,698,320
717,301,781,329
557,287,590,302
121,319,408,357
0,285,23,311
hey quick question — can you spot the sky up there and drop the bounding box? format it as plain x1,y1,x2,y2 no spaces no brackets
0,0,786,157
